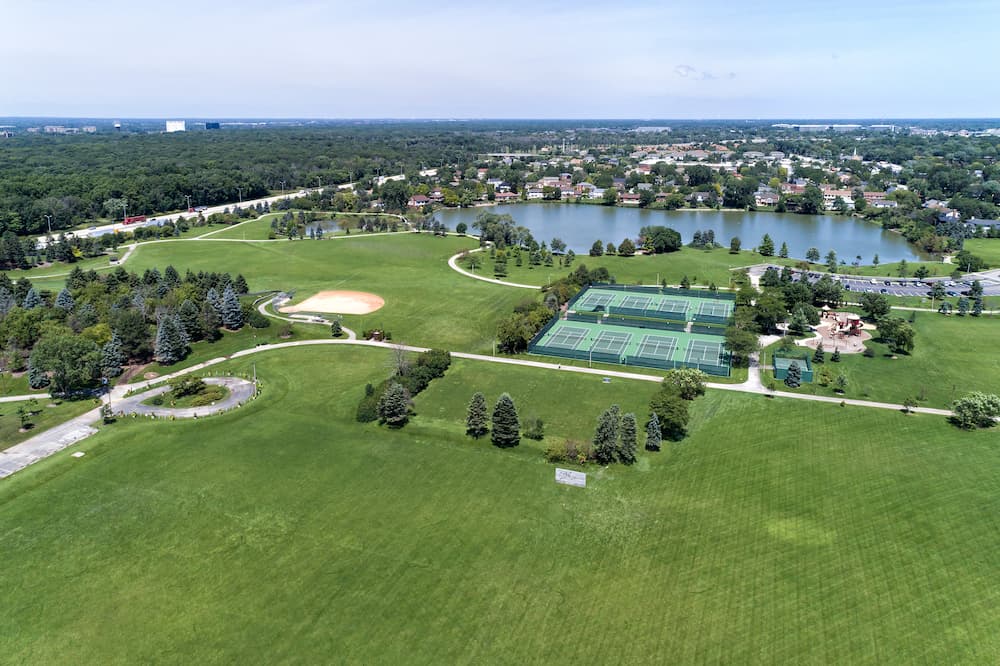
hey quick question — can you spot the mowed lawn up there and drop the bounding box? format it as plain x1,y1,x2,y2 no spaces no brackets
964,238,1000,266
123,233,530,353
2,346,999,663
763,312,1000,408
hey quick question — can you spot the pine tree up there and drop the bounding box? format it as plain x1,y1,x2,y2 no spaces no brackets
178,299,203,341
221,285,244,330
779,241,789,258
831,348,841,362
27,362,50,389
164,265,181,287
466,391,489,438
22,287,41,309
234,274,249,294
813,342,825,364
200,301,221,341
645,413,662,451
0,287,14,317
593,405,621,464
490,393,520,448
101,332,126,377
784,361,802,388
619,413,638,464
377,382,411,426
54,288,75,311
154,313,188,365
206,287,222,314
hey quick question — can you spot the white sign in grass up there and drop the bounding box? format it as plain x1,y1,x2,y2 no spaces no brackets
555,468,586,488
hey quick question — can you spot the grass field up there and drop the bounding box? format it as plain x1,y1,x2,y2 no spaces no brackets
2,345,999,663
0,397,94,449
761,312,1000,408
118,233,527,354
964,238,1000,266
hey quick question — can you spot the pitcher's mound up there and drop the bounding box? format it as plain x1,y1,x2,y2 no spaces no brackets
280,290,384,315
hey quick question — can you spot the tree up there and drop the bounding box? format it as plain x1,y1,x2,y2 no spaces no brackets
618,413,637,464
872,254,880,268
178,299,203,341
491,393,520,447
101,332,126,377
618,238,636,256
589,240,604,256
221,285,244,330
380,180,409,211
602,188,618,205
54,288,75,311
729,236,741,254
27,362,50,389
377,382,411,426
456,222,468,235
806,247,821,263
951,392,1000,429
972,297,984,317
957,297,969,316
801,185,824,214
897,259,909,277
812,342,825,364
466,391,488,438
825,250,838,273
645,412,662,451
930,282,947,303
593,406,620,464
641,226,683,253
902,396,917,414
649,389,690,440
662,368,706,400
835,373,848,392
831,348,841,362
550,238,567,254
28,334,100,395
758,234,775,257
200,301,222,341
779,242,789,259
680,275,691,289
877,317,915,354
330,320,343,337
22,288,41,309
724,326,759,367
784,361,802,388
154,313,189,365
859,292,891,319
605,242,616,255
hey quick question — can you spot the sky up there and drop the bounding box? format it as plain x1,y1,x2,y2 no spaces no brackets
5,0,1000,119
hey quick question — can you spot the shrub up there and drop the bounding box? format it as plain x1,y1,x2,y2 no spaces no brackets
523,417,545,440
544,440,568,463
170,376,206,398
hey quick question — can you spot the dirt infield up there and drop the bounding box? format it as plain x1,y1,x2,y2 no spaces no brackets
279,290,384,315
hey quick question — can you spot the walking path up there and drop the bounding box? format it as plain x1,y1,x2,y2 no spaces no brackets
113,377,255,418
447,249,539,289
0,337,959,481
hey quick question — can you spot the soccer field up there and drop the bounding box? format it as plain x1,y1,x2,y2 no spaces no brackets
2,346,998,663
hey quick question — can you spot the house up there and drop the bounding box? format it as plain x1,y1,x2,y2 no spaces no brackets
612,177,626,190
870,199,898,209
688,191,714,204
494,191,519,202
526,187,545,200
964,218,1000,232
407,194,430,208
588,188,606,200
937,209,961,223
620,193,641,205
755,192,780,207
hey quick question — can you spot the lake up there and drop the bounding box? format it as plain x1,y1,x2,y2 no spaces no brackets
436,204,928,263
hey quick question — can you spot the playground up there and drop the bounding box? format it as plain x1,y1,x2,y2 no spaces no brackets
796,308,873,354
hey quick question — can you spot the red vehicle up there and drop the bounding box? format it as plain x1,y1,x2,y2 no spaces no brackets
123,215,147,225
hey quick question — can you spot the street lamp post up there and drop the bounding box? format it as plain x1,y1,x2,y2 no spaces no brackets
237,187,243,205
185,194,192,211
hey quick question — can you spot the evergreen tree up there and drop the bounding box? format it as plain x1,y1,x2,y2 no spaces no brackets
221,285,244,330
27,362,50,389
466,391,489,438
330,320,343,337
813,342,825,364
972,297,984,317
759,234,775,257
593,405,620,464
645,412,662,451
206,287,222,314
784,361,802,388
831,348,841,362
779,241,789,258
0,287,15,317
22,287,41,309
178,299,203,341
619,413,638,464
101,332,126,377
54,288,75,311
377,382,411,427
200,301,222,341
490,393,520,448
234,274,250,294
164,265,181,287
154,313,188,365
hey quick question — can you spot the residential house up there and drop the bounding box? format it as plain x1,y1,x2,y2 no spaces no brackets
620,193,641,205
407,194,430,208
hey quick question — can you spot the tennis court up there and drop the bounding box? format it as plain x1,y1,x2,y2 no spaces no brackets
634,334,679,361
545,325,588,349
579,292,615,311
590,330,631,355
656,299,689,315
619,295,654,310
685,339,725,365
697,300,733,318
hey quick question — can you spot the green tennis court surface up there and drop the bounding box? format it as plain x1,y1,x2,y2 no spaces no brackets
570,286,734,324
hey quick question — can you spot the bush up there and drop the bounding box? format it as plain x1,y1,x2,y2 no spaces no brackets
862,347,875,358
356,382,386,422
245,309,271,329
278,324,293,338
149,394,164,406
170,376,206,398
523,417,545,440
190,386,226,406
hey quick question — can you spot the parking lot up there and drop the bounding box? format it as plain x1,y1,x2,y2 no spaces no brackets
750,265,1000,298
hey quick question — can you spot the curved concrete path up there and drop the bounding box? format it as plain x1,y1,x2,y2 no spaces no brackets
447,248,540,289
113,377,256,419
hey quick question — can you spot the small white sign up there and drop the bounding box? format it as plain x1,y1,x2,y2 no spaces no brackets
71,452,85,458
555,468,586,488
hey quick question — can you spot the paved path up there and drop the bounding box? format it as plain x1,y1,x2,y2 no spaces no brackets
255,294,358,339
113,377,256,419
447,249,540,289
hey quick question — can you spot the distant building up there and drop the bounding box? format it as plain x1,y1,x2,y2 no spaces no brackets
82,126,97,133
205,122,221,130
165,120,186,133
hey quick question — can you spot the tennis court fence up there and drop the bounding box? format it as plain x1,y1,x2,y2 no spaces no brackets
605,315,686,332
566,311,603,323
689,323,727,336
591,283,736,301
691,313,731,325
772,353,814,382
623,355,731,376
